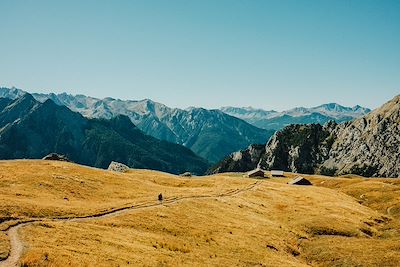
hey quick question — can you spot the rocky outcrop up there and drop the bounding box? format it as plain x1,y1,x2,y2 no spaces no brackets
320,95,400,177
212,95,400,178
42,153,71,162
258,122,337,174
108,161,129,172
207,144,265,174
209,122,336,174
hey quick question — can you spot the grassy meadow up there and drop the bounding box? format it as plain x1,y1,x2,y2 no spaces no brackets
0,160,399,266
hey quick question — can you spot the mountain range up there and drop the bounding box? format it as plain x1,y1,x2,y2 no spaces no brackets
0,87,372,162
0,94,209,174
210,95,400,178
0,87,272,163
221,103,371,130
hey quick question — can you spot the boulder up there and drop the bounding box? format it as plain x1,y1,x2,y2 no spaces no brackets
180,172,192,177
42,153,71,162
108,161,129,173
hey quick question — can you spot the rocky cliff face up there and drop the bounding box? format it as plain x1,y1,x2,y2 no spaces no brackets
321,95,400,177
258,122,337,174
208,122,336,174
211,95,400,178
208,144,265,174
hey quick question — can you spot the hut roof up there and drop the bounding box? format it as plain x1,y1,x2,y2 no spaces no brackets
271,170,284,176
288,176,312,186
245,168,265,178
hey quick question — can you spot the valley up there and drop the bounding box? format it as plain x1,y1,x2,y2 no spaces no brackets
0,88,273,163
0,94,209,174
1,1,399,266
0,87,371,163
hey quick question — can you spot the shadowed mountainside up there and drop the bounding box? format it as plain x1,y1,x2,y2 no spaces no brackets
0,94,209,174
0,87,273,162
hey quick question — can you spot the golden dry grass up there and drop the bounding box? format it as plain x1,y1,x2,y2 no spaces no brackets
0,160,250,221
0,232,9,261
1,160,400,266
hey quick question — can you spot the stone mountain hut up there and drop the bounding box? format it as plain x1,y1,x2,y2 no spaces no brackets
271,170,284,177
244,169,265,178
288,176,312,186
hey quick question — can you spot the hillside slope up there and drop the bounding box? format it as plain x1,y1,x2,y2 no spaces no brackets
0,161,399,266
211,95,400,177
0,94,209,174
0,87,272,162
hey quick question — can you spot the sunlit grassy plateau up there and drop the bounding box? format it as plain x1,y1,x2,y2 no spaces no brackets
0,160,399,266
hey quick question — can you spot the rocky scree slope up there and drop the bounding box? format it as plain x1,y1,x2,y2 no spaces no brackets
319,95,400,177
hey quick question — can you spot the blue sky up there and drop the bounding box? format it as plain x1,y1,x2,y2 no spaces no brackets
0,0,399,110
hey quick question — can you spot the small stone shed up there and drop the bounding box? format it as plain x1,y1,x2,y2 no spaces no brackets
288,176,312,186
271,170,284,177
244,168,266,178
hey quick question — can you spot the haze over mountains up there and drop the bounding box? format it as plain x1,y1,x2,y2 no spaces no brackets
211,95,400,178
0,87,272,163
0,87,372,163
221,104,371,130
0,87,399,179
0,93,209,174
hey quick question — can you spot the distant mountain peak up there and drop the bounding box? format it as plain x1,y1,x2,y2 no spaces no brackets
221,102,371,131
0,87,26,99
0,87,271,163
4,92,36,110
0,94,209,174
317,102,342,109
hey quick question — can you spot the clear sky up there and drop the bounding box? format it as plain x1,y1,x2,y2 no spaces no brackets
0,0,399,111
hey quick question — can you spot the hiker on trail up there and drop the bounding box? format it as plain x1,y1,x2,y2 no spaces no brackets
158,193,163,202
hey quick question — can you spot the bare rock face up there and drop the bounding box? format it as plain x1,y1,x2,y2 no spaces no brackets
107,161,129,173
211,95,400,178
322,95,400,177
258,122,337,174
207,144,265,174
42,153,71,162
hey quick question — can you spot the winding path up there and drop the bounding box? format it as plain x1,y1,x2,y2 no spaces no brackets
0,181,262,267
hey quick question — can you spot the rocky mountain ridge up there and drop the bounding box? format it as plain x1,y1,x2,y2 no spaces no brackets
0,94,209,174
210,95,400,178
0,87,272,162
221,103,370,130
